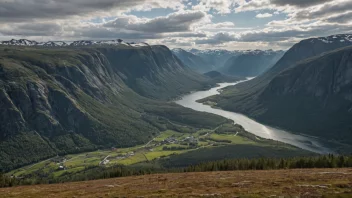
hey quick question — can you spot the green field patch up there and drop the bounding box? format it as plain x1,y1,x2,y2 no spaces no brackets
145,150,186,161
116,152,147,165
209,134,255,144
154,130,183,142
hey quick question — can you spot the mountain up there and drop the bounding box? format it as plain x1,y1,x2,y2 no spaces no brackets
97,45,214,100
0,39,149,47
219,50,284,77
223,34,352,93
189,49,239,69
0,44,229,171
203,36,352,148
171,48,214,73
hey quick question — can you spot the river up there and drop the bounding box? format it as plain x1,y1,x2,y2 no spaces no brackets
175,80,332,154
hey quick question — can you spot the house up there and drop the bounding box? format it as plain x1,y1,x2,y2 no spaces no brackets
183,136,198,143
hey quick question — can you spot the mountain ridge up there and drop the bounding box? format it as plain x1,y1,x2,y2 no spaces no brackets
203,44,352,149
0,44,228,171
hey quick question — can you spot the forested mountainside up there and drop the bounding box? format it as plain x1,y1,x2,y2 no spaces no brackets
172,48,214,73
0,45,229,171
220,50,284,77
204,45,352,148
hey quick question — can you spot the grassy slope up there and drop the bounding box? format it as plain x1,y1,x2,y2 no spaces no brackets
1,168,351,198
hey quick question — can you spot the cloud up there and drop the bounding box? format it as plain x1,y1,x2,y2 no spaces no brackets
324,12,352,24
270,0,331,8
256,13,273,18
238,23,352,42
0,0,351,51
1,22,62,36
192,0,244,14
0,0,184,22
293,0,352,21
196,32,238,45
105,11,207,33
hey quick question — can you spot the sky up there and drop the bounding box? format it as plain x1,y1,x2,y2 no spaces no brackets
0,0,351,50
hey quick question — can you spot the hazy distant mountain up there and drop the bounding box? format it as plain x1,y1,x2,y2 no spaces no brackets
172,48,214,73
219,50,284,77
203,34,352,149
189,49,239,69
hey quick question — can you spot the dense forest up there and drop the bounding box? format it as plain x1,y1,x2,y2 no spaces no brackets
1,155,351,188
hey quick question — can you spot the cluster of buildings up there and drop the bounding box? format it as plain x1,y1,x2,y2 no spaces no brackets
116,151,135,160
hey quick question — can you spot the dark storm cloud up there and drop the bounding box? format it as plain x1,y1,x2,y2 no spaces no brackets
0,0,145,22
105,11,206,33
270,0,330,7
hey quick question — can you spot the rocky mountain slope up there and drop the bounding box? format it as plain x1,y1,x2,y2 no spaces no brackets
205,44,352,148
171,48,214,73
219,50,284,77
0,44,229,171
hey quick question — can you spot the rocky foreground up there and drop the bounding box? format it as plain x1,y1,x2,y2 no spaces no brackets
1,168,351,197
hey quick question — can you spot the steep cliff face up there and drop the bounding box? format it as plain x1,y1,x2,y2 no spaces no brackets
210,46,352,147
0,45,226,171
97,46,213,100
220,50,284,77
257,46,352,142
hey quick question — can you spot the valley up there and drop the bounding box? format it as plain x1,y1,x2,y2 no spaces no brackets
1,1,352,197
177,81,333,154
9,120,311,180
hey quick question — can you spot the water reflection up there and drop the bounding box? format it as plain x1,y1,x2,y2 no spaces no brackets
176,81,332,154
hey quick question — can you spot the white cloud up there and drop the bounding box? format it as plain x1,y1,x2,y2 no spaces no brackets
192,0,246,14
256,13,273,18
104,11,207,33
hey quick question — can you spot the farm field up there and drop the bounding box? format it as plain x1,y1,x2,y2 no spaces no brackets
1,168,351,197
8,125,308,180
